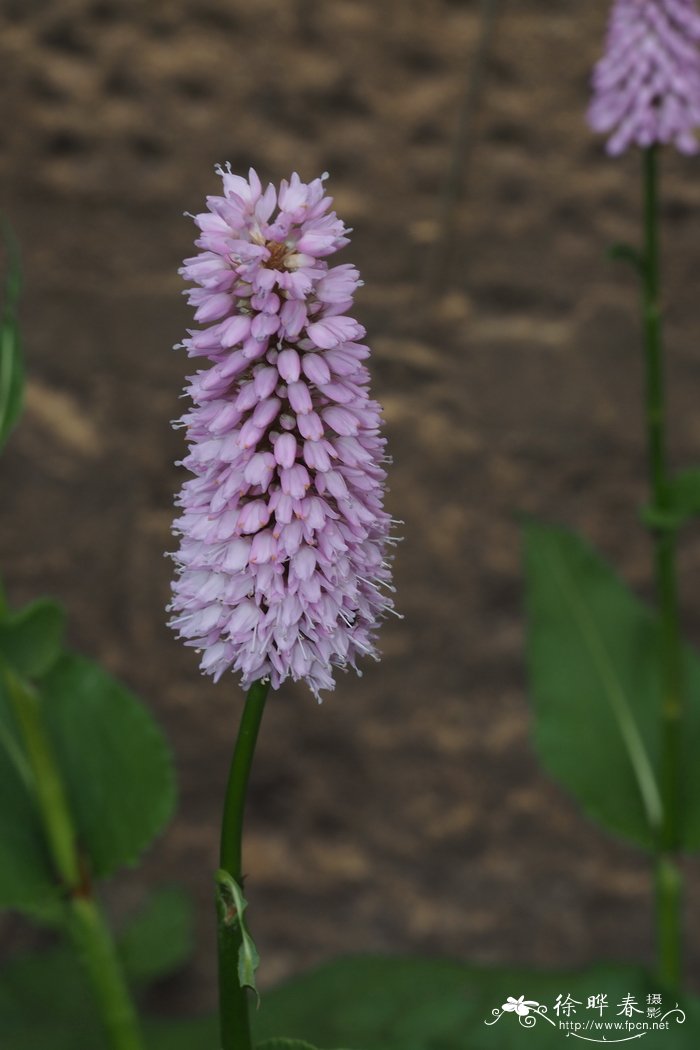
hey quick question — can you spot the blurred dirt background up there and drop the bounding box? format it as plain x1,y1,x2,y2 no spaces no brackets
3,0,700,1018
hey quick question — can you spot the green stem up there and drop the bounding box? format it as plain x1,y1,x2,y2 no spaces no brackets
68,897,144,1050
2,662,145,1050
641,145,684,989
218,679,270,1050
3,665,79,888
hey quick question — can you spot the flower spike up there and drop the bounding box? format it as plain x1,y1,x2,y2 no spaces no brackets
169,169,395,700
588,0,700,155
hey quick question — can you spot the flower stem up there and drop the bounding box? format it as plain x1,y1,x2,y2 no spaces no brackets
641,145,683,989
1,663,145,1050
217,678,270,1050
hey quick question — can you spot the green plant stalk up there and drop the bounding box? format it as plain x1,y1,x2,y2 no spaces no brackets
3,665,79,888
641,145,683,989
68,897,144,1050
218,678,271,1050
2,663,145,1050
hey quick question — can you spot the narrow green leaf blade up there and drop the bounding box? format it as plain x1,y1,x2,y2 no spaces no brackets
39,652,176,878
523,520,700,851
523,520,663,848
0,221,24,451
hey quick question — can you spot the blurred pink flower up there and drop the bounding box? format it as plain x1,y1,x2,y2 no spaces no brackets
588,0,700,154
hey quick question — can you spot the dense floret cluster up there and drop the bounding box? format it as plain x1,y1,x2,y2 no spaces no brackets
588,0,700,155
169,168,395,699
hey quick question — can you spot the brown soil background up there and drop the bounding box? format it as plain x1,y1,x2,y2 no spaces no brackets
3,0,700,1017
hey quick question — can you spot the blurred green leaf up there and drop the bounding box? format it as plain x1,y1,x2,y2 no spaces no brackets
39,652,176,879
0,220,24,452
0,649,174,919
2,952,698,1050
256,1041,346,1050
523,520,700,850
0,599,65,679
0,943,103,1050
118,886,193,986
0,939,204,1050
254,956,700,1050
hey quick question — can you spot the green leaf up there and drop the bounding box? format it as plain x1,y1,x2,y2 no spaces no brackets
524,520,662,846
0,599,65,679
254,956,700,1050
118,886,193,986
0,220,24,452
40,652,176,878
2,953,698,1050
0,650,175,919
217,869,260,1000
0,893,199,1049
523,520,700,851
0,944,103,1050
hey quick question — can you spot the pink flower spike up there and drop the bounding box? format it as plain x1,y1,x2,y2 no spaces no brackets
588,0,700,155
169,168,396,699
